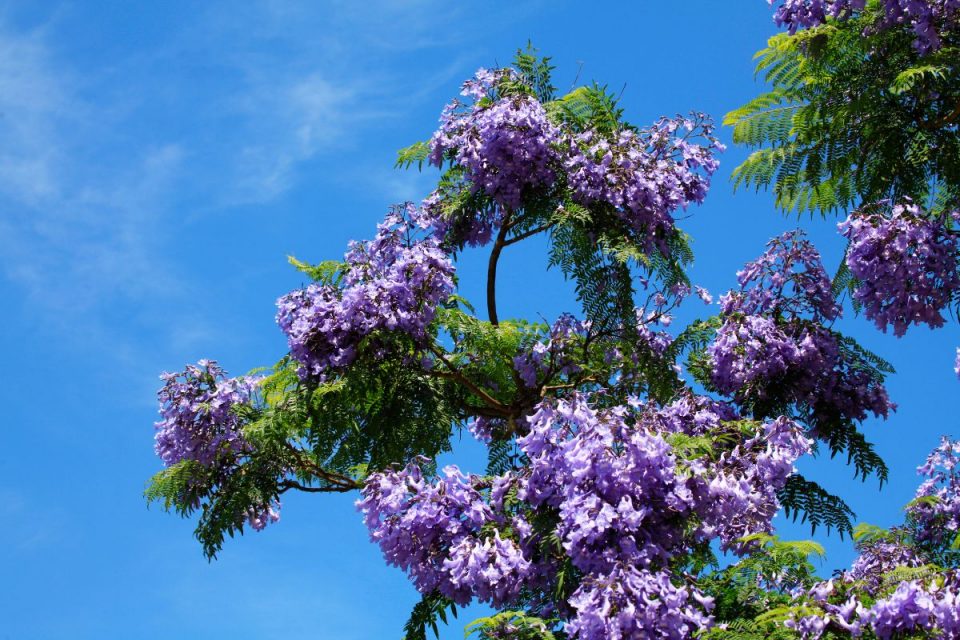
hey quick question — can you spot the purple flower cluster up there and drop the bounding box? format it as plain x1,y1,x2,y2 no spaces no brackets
276,208,455,380
908,436,960,546
566,564,713,640
513,314,587,388
724,230,840,322
786,580,865,638
691,416,813,549
360,392,809,638
517,397,695,574
769,0,960,53
771,0,866,31
866,579,960,639
154,360,259,467
154,361,281,532
656,393,741,436
246,501,282,531
710,232,894,424
357,463,532,607
839,203,960,337
790,577,960,639
564,115,723,252
785,439,960,639
848,536,925,593
429,68,560,212
419,69,723,251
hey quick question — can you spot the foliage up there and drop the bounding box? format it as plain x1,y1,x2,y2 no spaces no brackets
728,4,960,216
142,38,960,639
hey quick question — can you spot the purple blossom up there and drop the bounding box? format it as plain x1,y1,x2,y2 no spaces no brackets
848,536,925,593
276,207,455,380
724,230,839,323
154,361,282,532
512,314,587,389
247,501,282,531
426,68,560,245
769,0,960,53
566,565,713,640
839,202,960,337
443,532,531,606
154,360,259,467
695,286,714,305
770,0,866,32
359,391,808,636
867,580,941,638
710,231,894,426
517,395,694,573
786,583,866,639
691,416,812,548
907,436,960,546
356,463,532,605
564,115,723,253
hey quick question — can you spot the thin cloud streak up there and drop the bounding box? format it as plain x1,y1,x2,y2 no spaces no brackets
0,1,471,364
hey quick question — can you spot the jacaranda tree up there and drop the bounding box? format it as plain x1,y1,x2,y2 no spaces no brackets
146,3,960,635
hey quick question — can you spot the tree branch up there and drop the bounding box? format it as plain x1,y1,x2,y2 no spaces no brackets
487,213,513,326
923,99,960,130
279,479,356,494
283,443,361,490
427,344,511,414
502,221,555,247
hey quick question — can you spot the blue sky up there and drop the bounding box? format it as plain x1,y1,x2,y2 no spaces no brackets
2,2,958,638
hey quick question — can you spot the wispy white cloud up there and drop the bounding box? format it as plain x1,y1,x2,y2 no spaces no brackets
0,1,473,362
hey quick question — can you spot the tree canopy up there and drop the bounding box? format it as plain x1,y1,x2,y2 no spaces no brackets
146,4,960,637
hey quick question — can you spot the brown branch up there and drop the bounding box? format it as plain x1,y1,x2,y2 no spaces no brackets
487,213,513,326
283,443,360,490
922,100,960,130
502,222,555,247
427,344,511,414
278,479,356,494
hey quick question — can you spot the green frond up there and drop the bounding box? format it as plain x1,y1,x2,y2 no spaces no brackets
779,474,856,538
396,140,432,170
403,592,457,640
286,256,346,285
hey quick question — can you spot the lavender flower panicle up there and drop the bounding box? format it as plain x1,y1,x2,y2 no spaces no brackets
276,207,455,380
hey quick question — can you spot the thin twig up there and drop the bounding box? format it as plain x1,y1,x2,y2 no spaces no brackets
427,344,511,414
503,222,555,247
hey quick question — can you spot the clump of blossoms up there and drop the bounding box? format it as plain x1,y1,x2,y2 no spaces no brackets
847,534,926,594
564,114,723,253
154,360,259,467
838,202,960,337
777,439,960,639
512,313,587,388
690,416,813,549
154,360,281,531
420,68,723,252
907,436,960,547
787,570,960,639
356,462,533,606
359,392,810,638
771,0,866,32
769,0,960,53
566,564,714,640
866,578,960,639
709,231,894,425
425,68,561,245
276,206,455,380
